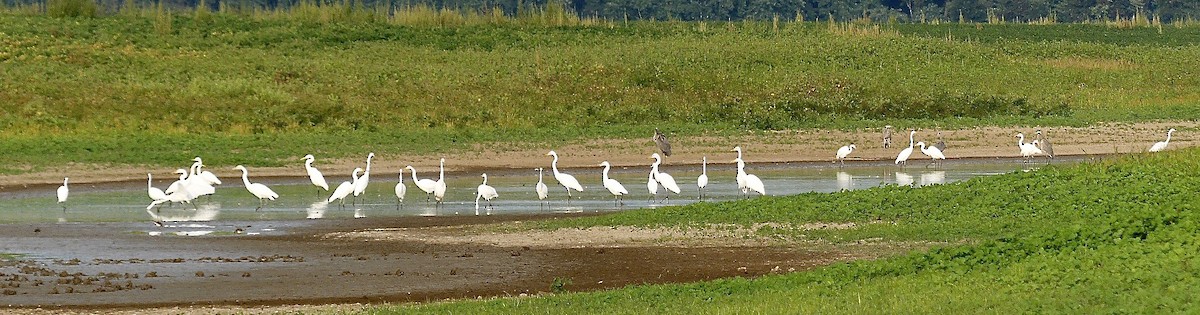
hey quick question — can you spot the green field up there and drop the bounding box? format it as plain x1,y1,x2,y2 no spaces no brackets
374,147,1200,313
2,10,1200,172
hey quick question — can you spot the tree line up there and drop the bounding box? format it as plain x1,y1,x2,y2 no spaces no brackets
14,0,1200,23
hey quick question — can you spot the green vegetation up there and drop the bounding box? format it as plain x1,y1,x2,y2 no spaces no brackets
378,148,1200,313
1,9,1199,172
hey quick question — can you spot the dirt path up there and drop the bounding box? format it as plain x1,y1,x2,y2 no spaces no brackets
1,122,1193,190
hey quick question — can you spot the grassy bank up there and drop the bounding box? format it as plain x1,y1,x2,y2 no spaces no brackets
2,11,1199,171
378,148,1200,313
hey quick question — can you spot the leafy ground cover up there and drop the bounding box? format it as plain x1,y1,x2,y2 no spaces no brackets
380,148,1200,313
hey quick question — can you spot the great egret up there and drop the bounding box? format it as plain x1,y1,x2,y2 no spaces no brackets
147,189,197,211
933,131,947,153
328,168,361,207
303,154,329,197
164,169,188,195
56,177,69,211
434,158,447,207
535,168,549,208
650,153,680,203
1016,133,1044,163
696,157,709,200
916,141,946,167
353,152,374,205
835,144,856,167
733,157,766,198
1035,130,1055,159
731,146,747,194
192,157,222,185
475,173,499,215
394,168,407,210
546,151,584,201
406,165,437,201
895,130,916,167
882,125,894,148
233,165,278,211
654,128,672,157
147,173,167,202
186,161,216,199
1149,128,1177,152
646,167,659,202
599,161,629,206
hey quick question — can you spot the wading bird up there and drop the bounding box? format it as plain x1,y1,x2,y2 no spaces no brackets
895,130,917,168
731,146,748,194
650,153,680,203
233,165,278,211
1016,133,1044,163
434,158,447,207
1035,130,1055,160
56,177,69,211
303,154,329,198
599,161,629,206
535,168,549,208
917,141,946,167
835,144,856,167
327,168,360,207
733,157,765,198
933,131,947,153
394,168,407,210
546,151,583,201
653,128,672,157
475,173,498,215
147,173,167,203
1149,128,1177,152
353,153,374,205
406,165,437,202
696,157,709,200
192,157,222,186
646,166,659,202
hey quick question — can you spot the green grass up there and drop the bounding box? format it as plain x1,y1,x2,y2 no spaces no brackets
374,148,1200,313
2,12,1200,171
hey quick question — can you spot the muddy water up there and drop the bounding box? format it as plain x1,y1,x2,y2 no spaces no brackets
0,157,1083,229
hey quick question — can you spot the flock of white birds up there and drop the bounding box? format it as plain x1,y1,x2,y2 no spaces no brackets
52,128,1180,214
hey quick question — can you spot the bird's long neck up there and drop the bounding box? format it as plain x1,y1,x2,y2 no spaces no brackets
736,160,746,175
702,158,707,174
1017,135,1025,146
551,155,560,174
908,132,915,147
602,165,610,181
305,159,313,169
364,157,373,174
240,169,251,186
482,175,488,185
409,168,420,183
438,160,444,180
147,174,153,189
190,163,201,177
398,171,403,183
1166,131,1174,143
651,161,660,175
538,169,543,182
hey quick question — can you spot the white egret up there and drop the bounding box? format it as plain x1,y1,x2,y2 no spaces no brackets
1016,133,1044,163
895,130,916,167
835,144,856,167
328,168,361,207
303,154,329,197
1149,128,1177,152
696,157,709,200
186,161,216,199
646,167,659,202
599,161,629,206
147,173,167,202
535,168,549,208
475,173,499,215
546,151,584,201
353,152,374,205
733,157,766,198
434,158,447,207
917,141,946,167
731,146,747,194
394,168,407,210
406,165,437,201
233,165,278,211
192,157,222,185
56,177,69,211
146,190,197,211
650,153,680,203
164,169,188,194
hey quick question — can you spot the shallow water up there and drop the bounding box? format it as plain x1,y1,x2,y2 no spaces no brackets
0,157,1078,229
